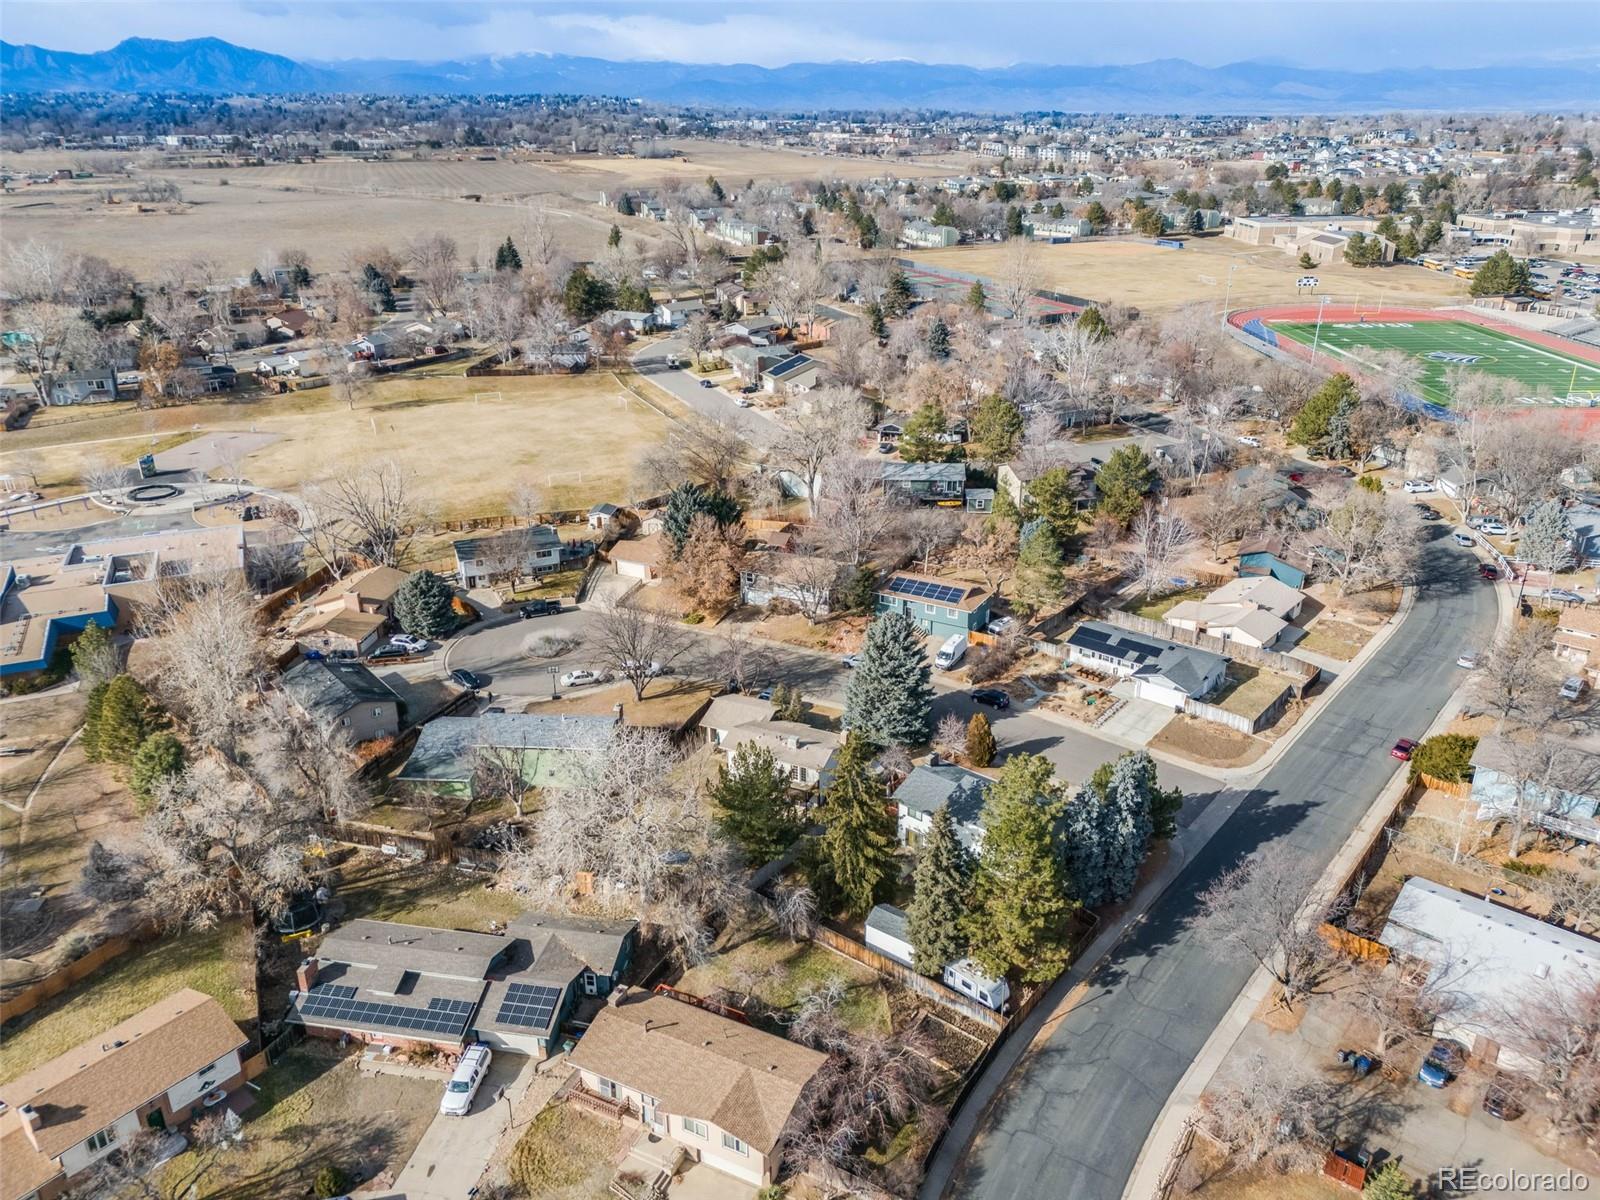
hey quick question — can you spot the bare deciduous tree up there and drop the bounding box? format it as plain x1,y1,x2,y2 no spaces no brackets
1198,1054,1334,1176
636,413,747,495
1493,972,1600,1138
953,520,1019,595
314,457,430,568
142,575,270,758
408,232,461,315
1126,504,1196,597
815,454,896,566
1305,490,1421,595
6,302,98,403
588,602,693,700
991,238,1041,326
1474,619,1560,731
83,1109,245,1200
472,741,532,819
768,386,869,516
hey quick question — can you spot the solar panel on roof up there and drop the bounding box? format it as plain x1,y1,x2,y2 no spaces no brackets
307,983,356,1000
294,990,474,1038
495,982,562,1029
885,576,965,605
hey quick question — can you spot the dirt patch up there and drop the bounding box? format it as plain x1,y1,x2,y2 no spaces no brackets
509,1101,632,1200
1297,618,1371,661
1149,714,1268,769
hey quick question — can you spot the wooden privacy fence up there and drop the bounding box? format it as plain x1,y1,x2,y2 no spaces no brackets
1417,771,1473,798
0,926,155,1022
1103,608,1320,696
1183,680,1295,735
1320,923,1390,962
812,925,1005,1031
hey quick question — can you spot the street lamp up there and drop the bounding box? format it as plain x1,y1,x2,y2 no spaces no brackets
1310,295,1332,363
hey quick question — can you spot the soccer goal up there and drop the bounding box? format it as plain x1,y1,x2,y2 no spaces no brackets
473,390,503,406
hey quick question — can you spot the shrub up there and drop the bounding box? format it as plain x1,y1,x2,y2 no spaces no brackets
128,732,185,808
1409,733,1478,784
966,713,996,767
1503,859,1549,878
313,1165,349,1199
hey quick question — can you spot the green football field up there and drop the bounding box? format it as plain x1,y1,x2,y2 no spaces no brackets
1268,318,1600,408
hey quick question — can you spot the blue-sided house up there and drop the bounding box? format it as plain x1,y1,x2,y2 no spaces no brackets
873,572,992,640
1235,534,1311,590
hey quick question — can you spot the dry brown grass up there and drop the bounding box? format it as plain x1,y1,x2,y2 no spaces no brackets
1148,714,1268,769
913,234,1469,314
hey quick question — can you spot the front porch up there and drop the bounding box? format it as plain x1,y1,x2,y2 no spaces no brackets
612,1128,758,1200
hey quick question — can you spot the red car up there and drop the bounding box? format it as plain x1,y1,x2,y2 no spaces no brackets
1477,563,1498,581
1391,738,1418,761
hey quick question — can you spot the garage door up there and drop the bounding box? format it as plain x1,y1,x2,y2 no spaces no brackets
473,1029,544,1056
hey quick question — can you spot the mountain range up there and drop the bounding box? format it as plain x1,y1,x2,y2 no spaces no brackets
3,37,1596,112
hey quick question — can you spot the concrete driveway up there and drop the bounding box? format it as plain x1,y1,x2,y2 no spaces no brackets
389,1052,536,1200
1091,682,1179,746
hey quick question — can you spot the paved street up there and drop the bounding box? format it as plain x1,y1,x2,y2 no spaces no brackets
936,535,1498,1200
630,335,781,446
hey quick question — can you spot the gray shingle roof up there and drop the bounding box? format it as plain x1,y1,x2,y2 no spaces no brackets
316,919,506,979
400,714,616,783
453,525,561,562
282,658,396,722
882,461,968,485
866,903,910,944
1066,621,1227,697
893,764,991,829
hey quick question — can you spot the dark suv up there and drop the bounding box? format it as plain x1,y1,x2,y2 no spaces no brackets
520,599,561,618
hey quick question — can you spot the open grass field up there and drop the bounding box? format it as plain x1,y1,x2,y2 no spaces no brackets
1269,317,1600,406
0,369,675,516
912,235,1469,315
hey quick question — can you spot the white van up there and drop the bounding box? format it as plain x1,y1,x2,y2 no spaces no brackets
440,1043,492,1116
934,634,968,671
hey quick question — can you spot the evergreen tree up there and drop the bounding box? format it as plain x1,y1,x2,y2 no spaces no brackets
607,224,622,248
1290,373,1360,449
1094,444,1158,528
899,403,958,464
1075,306,1111,341
494,237,522,272
817,733,897,915
617,193,636,217
1005,206,1026,239
1361,1161,1413,1200
857,212,880,249
393,569,457,638
713,742,801,865
966,280,988,312
1028,466,1081,544
1014,525,1066,617
562,265,615,321
82,681,108,762
844,610,935,748
838,566,879,614
91,675,152,766
129,731,185,807
800,209,815,236
926,317,950,360
866,301,888,339
932,201,959,227
69,621,119,687
706,175,725,201
883,269,913,317
1049,201,1066,219
906,804,974,976
249,267,265,287
966,754,1074,982
1100,751,1156,904
362,264,396,311
965,712,996,767
971,393,1024,465
1084,200,1108,230
1521,499,1577,573
1299,252,1316,270
662,482,742,555
1469,248,1531,297
770,681,805,722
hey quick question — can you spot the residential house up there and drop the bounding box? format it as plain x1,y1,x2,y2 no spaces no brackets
453,526,564,589
1569,505,1600,567
761,353,822,394
1164,575,1303,649
701,693,841,790
1235,534,1312,589
1555,607,1600,687
722,315,782,344
0,990,250,1200
881,461,968,504
653,299,705,329
997,460,1096,514
723,343,795,385
281,657,401,743
286,564,409,657
347,328,406,361
739,550,839,614
1230,465,1309,521
900,220,961,248
289,915,636,1059
893,763,991,848
567,988,827,1186
1378,877,1600,1072
1065,621,1228,707
874,572,992,639
265,307,313,339
595,310,655,335
609,533,666,582
44,367,116,405
397,712,618,798
256,351,309,377
1470,735,1600,846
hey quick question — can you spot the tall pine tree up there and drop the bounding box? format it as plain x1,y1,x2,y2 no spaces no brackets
1101,751,1156,904
844,610,934,748
817,733,897,915
494,237,522,271
393,569,457,638
86,675,152,766
712,742,800,865
1067,751,1163,906
966,753,1074,982
907,804,973,976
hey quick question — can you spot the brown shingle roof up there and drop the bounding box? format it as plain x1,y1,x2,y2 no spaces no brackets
569,990,825,1155
321,564,409,605
0,989,248,1188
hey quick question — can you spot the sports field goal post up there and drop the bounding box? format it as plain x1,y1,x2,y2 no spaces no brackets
473,391,503,406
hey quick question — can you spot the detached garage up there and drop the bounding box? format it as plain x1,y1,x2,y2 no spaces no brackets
865,904,915,967
609,533,665,582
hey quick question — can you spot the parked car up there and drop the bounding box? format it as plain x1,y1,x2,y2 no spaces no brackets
1561,676,1590,701
1545,589,1585,605
1418,1038,1467,1088
390,633,429,652
876,442,894,454
1403,479,1435,494
369,644,411,661
1478,563,1498,581
1456,651,1479,669
735,396,753,408
1416,504,1440,520
985,616,1016,635
1236,434,1262,448
971,688,1011,710
1329,465,1355,478
5,491,41,505
560,668,605,687
1469,516,1509,535
698,379,714,389
450,668,486,690
841,653,861,669
1483,1075,1526,1121
519,599,561,618
622,659,665,678
440,1043,492,1117
1390,738,1418,761
1452,532,1475,547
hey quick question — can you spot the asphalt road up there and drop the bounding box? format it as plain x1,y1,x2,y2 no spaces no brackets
630,335,781,446
940,534,1498,1200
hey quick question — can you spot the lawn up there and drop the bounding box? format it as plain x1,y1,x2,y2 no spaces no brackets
1211,664,1295,721
1298,618,1371,661
0,924,256,1085
506,567,587,601
676,920,892,1037
161,1042,440,1199
509,1101,631,1200
1270,318,1600,407
335,854,524,931
1129,585,1209,620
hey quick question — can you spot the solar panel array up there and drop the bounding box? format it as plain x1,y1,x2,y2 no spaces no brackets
495,983,562,1030
295,985,477,1037
886,576,966,606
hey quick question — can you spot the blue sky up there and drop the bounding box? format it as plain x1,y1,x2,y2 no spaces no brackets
2,1,1593,70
